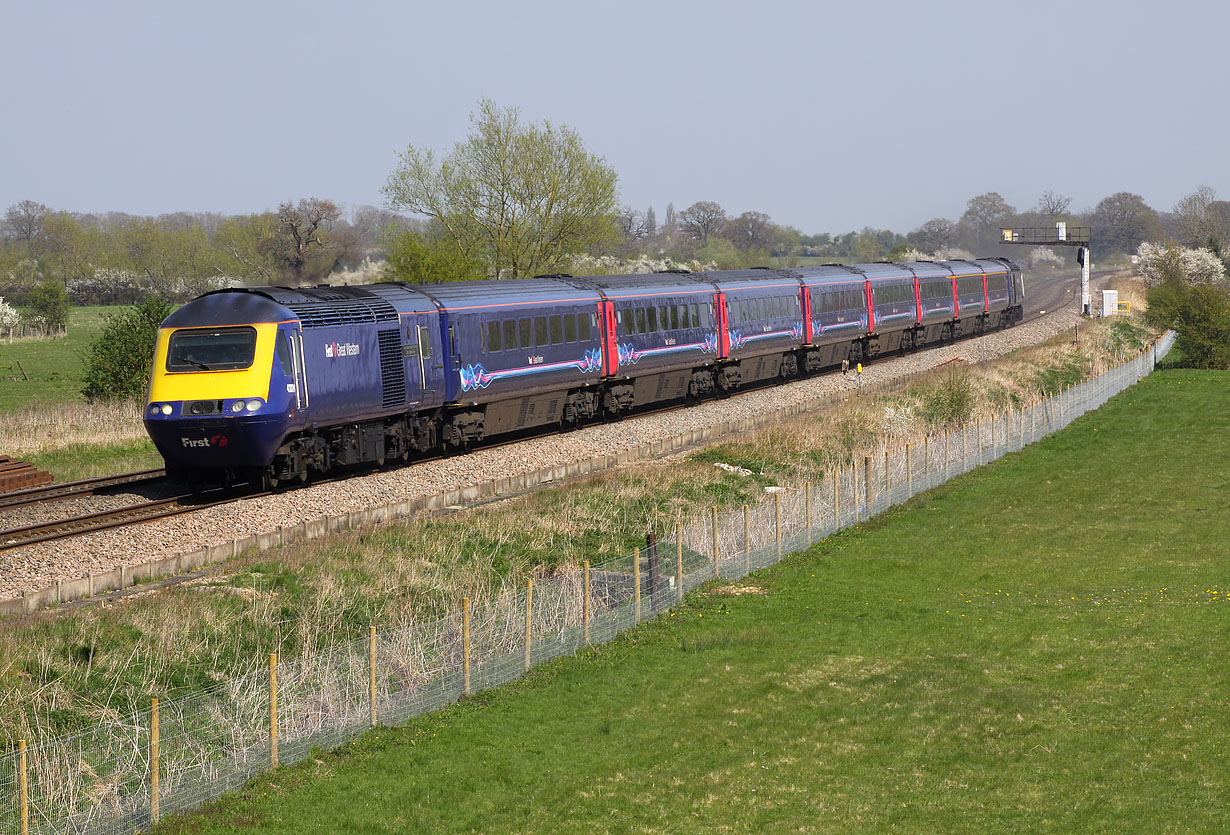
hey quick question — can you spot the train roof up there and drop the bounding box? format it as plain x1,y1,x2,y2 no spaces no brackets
163,290,294,328
564,272,713,300
404,277,601,312
702,268,803,293
895,261,956,279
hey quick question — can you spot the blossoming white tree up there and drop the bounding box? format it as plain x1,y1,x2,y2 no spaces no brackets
1134,242,1226,287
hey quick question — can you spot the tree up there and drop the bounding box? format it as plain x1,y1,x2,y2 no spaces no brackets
1134,241,1225,288
383,225,486,284
678,201,728,245
272,198,340,282
1035,190,1072,218
2,200,50,243
81,297,172,400
663,203,677,234
726,211,773,252
1172,186,1219,247
960,192,1016,239
644,206,656,236
1144,270,1230,369
215,214,279,282
615,206,648,244
907,217,956,252
22,280,69,335
1091,192,1161,258
382,98,619,279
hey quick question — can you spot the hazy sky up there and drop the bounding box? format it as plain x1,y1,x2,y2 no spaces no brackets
4,0,1227,234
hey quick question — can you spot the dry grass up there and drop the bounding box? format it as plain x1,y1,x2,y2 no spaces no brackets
4,399,146,458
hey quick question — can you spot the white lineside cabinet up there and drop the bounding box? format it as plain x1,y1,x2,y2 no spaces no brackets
1101,289,1119,316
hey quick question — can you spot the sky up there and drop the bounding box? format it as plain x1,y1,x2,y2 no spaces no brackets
3,0,1228,235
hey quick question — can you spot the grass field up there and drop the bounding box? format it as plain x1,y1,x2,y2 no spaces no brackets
153,368,1229,833
0,305,160,477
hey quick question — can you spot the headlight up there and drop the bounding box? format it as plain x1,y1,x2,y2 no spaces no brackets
230,401,245,413
245,399,263,412
160,404,173,416
149,405,160,415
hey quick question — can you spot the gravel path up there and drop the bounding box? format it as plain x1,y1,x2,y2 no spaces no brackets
0,301,1087,600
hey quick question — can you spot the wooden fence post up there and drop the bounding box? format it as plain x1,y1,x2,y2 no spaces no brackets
906,443,913,499
633,547,642,623
805,482,812,547
368,626,377,727
675,523,683,603
863,456,872,516
743,505,750,573
18,739,27,835
462,598,471,695
944,431,950,479
151,698,160,824
775,493,782,561
524,578,533,672
268,654,278,769
583,562,591,644
833,468,840,528
711,506,720,579
924,437,930,488
883,448,890,496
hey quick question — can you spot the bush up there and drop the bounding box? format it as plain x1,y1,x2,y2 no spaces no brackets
81,297,173,401
1145,280,1230,369
21,280,70,335
919,368,976,429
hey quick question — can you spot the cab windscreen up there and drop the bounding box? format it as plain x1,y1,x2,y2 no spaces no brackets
166,326,258,372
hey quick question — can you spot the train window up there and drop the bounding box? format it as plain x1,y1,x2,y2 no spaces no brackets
646,306,658,332
549,315,563,345
275,331,294,376
686,304,695,328
503,320,516,351
635,307,646,334
487,321,502,353
166,326,257,373
534,316,548,347
419,325,433,359
564,314,577,343
580,314,593,341
519,318,532,349
656,306,666,330
669,305,679,329
707,302,715,327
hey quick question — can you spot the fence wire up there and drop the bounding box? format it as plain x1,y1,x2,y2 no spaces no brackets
1,334,1173,834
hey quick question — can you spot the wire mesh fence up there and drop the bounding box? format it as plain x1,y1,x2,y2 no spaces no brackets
1,333,1173,834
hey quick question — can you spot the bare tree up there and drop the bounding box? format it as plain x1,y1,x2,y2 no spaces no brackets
1172,186,1218,247
1036,190,1072,218
275,198,340,282
615,206,648,243
3,200,50,242
644,205,656,236
663,202,677,233
678,201,728,245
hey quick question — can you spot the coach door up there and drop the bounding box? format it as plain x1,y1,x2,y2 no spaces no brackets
285,325,310,413
403,315,441,408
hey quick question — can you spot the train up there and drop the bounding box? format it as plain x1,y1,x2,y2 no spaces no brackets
143,258,1025,488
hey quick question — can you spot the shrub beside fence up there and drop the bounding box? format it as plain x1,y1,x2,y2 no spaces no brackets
0,333,1174,834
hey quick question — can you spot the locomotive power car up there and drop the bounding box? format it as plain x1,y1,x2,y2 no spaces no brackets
143,258,1024,487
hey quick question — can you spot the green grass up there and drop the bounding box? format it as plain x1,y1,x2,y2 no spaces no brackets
0,305,122,411
24,438,162,481
155,368,1230,834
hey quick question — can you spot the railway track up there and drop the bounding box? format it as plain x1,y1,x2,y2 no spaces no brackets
0,468,166,511
0,486,266,552
0,270,1103,554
